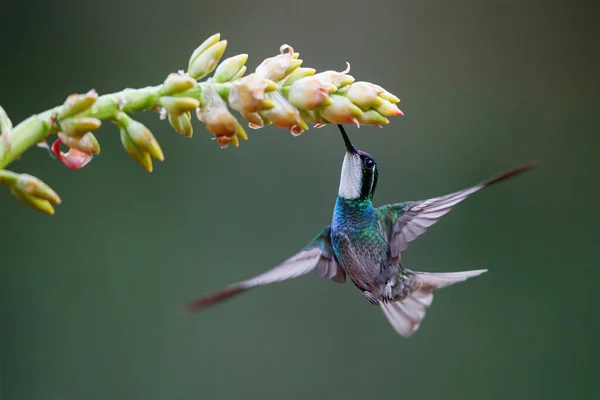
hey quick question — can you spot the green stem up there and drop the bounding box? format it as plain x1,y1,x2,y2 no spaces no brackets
0,82,214,170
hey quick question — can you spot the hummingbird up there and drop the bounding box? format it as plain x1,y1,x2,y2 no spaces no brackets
187,125,536,337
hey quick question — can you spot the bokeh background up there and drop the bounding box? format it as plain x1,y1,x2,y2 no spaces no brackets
1,0,598,399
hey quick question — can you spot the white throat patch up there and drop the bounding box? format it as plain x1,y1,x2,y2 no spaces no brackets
338,153,362,199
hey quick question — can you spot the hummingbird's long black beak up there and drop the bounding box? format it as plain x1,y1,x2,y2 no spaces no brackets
338,124,357,154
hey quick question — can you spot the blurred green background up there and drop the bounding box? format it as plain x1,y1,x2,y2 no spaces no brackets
1,0,598,399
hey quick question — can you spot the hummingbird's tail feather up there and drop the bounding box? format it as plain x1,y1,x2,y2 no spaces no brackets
380,269,487,337
186,285,247,312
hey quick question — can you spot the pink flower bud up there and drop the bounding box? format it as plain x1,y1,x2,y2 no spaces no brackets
288,76,336,110
260,92,308,136
255,45,302,81
319,94,363,125
229,73,276,113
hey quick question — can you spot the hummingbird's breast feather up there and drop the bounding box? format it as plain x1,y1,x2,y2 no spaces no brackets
331,225,392,292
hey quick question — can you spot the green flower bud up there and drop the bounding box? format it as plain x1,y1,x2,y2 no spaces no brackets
187,37,228,80
0,105,13,134
158,96,200,116
60,117,101,138
255,45,302,81
161,73,196,95
116,112,163,170
357,109,389,126
120,126,153,172
58,90,98,119
319,94,363,125
260,91,308,136
188,33,221,68
57,132,101,155
15,173,61,205
168,112,193,138
213,54,248,83
0,105,12,154
299,109,327,125
10,187,56,215
282,67,316,86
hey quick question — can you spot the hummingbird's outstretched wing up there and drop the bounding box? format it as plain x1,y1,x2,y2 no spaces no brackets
377,163,536,261
186,227,344,312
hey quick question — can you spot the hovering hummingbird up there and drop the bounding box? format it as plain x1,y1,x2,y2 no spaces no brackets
187,125,536,337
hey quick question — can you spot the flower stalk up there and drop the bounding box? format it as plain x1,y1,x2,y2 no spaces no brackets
0,33,402,214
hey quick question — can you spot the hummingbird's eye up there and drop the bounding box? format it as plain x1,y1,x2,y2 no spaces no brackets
365,158,375,168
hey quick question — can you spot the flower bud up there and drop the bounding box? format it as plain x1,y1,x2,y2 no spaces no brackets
15,173,61,205
282,67,316,86
60,117,101,138
344,81,403,116
0,105,12,153
161,73,196,95
374,99,403,117
158,96,200,116
229,73,277,113
188,35,228,80
260,91,308,136
196,88,245,148
357,110,389,126
58,90,98,119
0,105,13,134
57,132,101,155
240,111,265,129
299,109,327,125
319,94,364,125
10,187,56,215
288,76,336,110
255,45,302,81
168,112,193,137
120,127,153,172
213,54,248,83
312,63,355,90
116,113,164,162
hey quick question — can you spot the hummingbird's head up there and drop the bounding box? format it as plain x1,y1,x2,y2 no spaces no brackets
337,125,379,201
